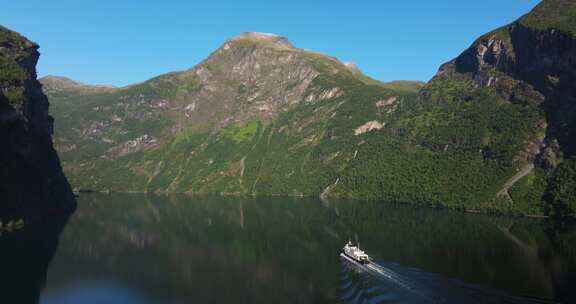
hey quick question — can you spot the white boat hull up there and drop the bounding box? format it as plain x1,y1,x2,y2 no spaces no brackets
341,252,370,265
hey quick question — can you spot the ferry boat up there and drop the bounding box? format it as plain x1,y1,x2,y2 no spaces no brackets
341,241,370,264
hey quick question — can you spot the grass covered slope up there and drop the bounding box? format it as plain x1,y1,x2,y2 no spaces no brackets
47,32,419,196
49,62,413,196
519,0,576,35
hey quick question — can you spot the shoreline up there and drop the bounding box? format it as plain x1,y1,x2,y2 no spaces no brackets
72,188,576,221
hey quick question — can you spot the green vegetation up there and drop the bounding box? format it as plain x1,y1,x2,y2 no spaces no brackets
3,87,25,110
0,26,31,111
547,157,576,216
49,65,550,215
380,80,425,94
327,70,544,213
519,0,576,36
126,71,201,99
0,57,26,83
509,168,548,215
0,26,26,42
421,77,542,165
221,121,259,143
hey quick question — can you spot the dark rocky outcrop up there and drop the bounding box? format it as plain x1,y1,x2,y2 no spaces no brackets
0,26,75,220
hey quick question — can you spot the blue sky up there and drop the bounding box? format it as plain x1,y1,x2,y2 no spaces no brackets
2,0,540,87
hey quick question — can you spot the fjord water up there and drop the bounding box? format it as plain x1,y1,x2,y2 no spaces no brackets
20,194,576,303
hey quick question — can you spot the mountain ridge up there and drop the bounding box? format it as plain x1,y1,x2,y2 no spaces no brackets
41,75,117,94
41,31,423,94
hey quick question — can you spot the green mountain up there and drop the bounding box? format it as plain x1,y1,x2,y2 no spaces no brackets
45,0,576,216
44,33,422,195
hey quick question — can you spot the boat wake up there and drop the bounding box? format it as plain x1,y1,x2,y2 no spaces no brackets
339,256,558,304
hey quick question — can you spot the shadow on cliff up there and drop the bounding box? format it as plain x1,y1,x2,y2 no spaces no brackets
0,101,77,221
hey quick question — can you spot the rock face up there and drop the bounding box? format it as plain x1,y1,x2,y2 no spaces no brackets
354,121,384,136
0,26,75,220
437,1,576,161
425,0,576,215
171,31,324,128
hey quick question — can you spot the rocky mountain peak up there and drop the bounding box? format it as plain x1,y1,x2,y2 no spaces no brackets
205,32,360,82
227,32,294,49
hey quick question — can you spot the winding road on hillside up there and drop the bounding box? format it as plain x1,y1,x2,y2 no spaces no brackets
497,163,535,199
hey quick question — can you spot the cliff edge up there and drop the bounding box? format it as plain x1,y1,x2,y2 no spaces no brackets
0,26,76,221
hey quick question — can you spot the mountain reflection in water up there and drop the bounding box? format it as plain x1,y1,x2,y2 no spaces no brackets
1,193,575,303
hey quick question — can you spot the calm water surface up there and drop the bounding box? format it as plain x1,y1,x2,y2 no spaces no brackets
2,194,576,303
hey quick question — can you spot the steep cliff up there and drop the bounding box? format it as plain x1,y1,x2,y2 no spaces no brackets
437,0,576,162
0,26,75,220
419,0,576,215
